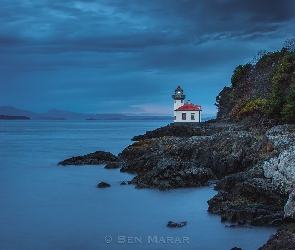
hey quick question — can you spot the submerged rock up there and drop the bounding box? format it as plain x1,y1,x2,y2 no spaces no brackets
167,221,187,228
97,182,111,188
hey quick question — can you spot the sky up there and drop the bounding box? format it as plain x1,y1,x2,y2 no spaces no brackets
1,0,295,116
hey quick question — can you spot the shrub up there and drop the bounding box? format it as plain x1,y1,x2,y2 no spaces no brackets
240,99,267,116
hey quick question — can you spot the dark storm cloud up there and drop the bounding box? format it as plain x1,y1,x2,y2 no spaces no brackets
1,0,294,53
0,0,295,114
1,0,291,51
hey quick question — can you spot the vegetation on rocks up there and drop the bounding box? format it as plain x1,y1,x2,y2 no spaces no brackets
215,38,295,128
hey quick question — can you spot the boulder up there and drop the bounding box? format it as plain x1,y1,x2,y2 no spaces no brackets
97,182,111,188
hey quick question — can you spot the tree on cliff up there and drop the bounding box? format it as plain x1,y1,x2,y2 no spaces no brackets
215,86,233,120
215,38,295,127
267,52,295,123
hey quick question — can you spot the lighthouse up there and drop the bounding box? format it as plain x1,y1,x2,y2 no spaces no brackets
172,86,185,110
172,86,202,123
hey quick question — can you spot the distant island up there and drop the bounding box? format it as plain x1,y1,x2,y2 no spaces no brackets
0,115,30,120
0,106,215,121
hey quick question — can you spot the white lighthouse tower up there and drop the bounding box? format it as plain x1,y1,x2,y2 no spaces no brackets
172,86,185,110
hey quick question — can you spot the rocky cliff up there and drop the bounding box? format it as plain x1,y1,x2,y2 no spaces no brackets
120,123,295,248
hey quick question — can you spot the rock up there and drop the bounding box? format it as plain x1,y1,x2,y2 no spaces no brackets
130,159,216,190
58,151,118,166
105,162,120,169
120,181,128,185
207,125,295,228
97,182,111,188
119,129,263,190
231,247,243,250
264,125,295,154
167,221,187,228
207,165,286,226
263,147,295,195
208,190,284,226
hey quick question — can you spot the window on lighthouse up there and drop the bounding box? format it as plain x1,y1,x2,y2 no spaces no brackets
191,113,195,120
182,113,186,120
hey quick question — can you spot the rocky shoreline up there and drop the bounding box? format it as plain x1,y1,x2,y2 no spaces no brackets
58,122,295,249
58,150,118,166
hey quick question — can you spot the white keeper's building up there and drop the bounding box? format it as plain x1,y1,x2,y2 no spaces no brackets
172,86,202,123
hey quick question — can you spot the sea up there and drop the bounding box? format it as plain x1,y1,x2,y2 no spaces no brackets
0,120,277,250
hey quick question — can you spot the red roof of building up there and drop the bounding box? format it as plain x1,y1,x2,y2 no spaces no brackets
176,101,201,111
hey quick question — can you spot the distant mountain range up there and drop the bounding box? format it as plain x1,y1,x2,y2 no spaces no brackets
0,106,174,120
0,106,215,121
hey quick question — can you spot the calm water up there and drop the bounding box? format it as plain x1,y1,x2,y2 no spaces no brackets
0,120,276,250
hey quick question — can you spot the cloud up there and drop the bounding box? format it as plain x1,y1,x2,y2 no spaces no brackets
0,0,295,114
2,0,294,57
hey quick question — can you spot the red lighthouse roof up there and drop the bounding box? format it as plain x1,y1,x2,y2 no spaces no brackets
176,100,201,111
175,86,183,91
